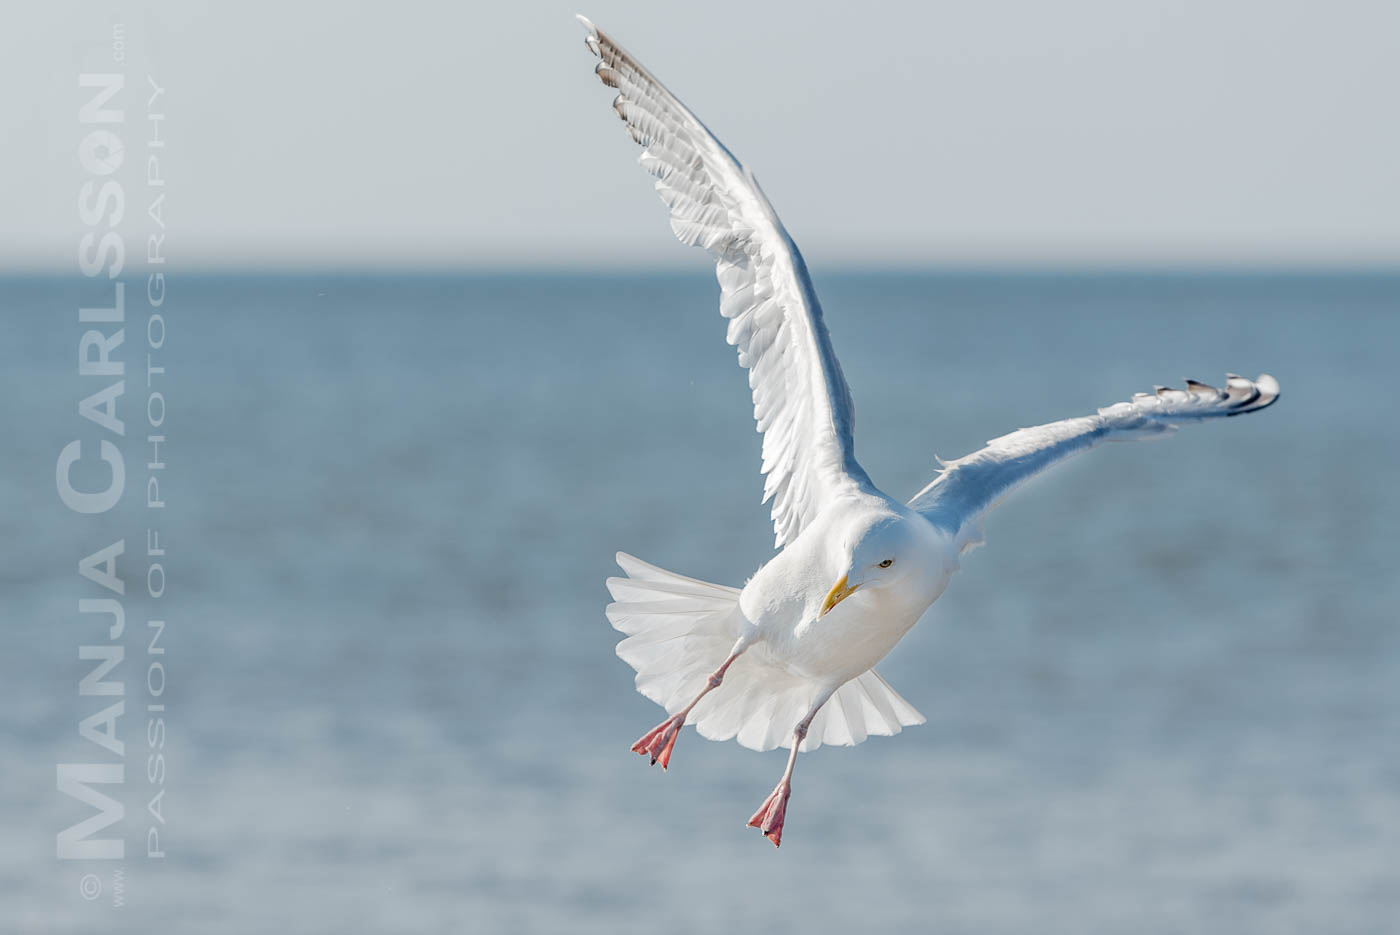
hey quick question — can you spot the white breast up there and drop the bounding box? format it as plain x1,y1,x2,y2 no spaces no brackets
739,526,957,684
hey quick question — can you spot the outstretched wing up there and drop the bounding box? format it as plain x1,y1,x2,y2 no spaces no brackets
909,373,1280,546
577,16,872,548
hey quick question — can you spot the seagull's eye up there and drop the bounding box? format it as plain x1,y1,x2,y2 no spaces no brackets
878,559,894,568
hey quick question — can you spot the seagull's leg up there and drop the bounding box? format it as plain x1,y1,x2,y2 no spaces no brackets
748,686,836,848
631,637,751,769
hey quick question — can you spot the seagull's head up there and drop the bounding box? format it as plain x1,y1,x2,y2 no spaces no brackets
819,514,924,617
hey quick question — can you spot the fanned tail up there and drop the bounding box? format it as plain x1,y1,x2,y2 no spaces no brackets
606,553,924,752
606,552,744,718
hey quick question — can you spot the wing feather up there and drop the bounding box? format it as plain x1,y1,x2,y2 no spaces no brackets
578,16,871,547
909,373,1280,545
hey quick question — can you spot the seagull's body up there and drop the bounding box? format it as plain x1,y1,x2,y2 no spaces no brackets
578,15,1280,846
741,496,952,684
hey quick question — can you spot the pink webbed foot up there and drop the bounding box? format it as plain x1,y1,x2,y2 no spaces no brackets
747,781,792,847
630,714,685,769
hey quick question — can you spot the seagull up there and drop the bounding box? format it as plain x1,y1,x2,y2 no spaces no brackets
578,15,1280,847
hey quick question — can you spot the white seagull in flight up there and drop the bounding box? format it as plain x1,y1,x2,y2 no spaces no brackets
578,15,1280,847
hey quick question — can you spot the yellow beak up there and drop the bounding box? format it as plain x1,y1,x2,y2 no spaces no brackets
819,575,859,617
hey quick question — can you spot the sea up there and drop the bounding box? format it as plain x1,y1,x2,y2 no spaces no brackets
1,270,1397,933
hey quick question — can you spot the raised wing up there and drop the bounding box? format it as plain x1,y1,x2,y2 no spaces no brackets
909,373,1280,546
577,16,872,548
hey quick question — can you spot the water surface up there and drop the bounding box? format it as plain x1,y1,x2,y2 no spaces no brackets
2,270,1397,933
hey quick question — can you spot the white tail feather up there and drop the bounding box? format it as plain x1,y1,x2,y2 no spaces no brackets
606,552,925,752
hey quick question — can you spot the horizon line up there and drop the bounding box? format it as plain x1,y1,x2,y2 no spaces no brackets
3,259,1400,279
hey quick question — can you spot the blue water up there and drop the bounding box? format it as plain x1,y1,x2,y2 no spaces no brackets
2,271,1398,933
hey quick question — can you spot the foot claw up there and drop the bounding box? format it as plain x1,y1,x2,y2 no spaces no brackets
747,782,791,847
630,715,684,769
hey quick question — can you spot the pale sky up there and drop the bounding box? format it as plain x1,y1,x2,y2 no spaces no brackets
7,0,1399,271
